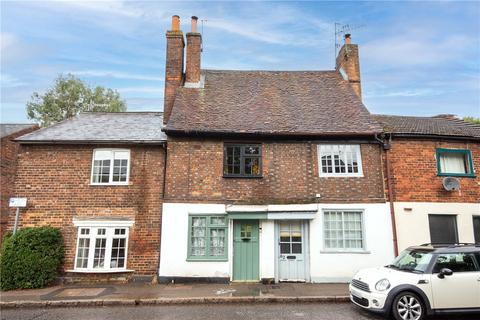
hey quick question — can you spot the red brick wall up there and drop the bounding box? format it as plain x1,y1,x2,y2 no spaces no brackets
165,138,385,203
387,139,480,202
8,144,165,276
0,126,38,242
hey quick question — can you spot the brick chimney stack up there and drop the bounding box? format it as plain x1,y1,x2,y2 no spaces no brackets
336,33,362,99
185,16,202,84
164,15,184,124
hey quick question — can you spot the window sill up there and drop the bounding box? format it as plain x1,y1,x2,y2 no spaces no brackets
437,173,476,178
186,258,228,262
223,175,263,179
319,174,364,178
90,182,130,186
67,269,134,273
320,250,370,254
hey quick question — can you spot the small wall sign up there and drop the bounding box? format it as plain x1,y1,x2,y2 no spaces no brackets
9,198,27,208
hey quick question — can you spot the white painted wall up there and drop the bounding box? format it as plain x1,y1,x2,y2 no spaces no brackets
159,203,229,278
260,220,275,279
394,202,480,251
310,203,395,283
160,202,395,283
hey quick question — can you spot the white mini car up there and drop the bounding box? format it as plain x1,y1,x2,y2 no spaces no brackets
349,243,480,320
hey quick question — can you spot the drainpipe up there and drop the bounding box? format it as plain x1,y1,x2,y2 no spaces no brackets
154,142,168,284
375,134,399,257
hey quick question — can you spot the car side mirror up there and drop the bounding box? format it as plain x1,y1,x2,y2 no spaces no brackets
437,268,453,279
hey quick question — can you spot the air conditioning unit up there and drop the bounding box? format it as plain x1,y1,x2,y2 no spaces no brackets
442,177,460,191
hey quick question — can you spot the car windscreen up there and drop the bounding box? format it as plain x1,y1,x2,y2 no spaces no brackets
387,249,433,273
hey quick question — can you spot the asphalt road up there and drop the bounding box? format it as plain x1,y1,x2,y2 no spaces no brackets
1,303,478,320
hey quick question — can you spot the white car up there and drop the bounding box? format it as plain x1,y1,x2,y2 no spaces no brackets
349,243,480,320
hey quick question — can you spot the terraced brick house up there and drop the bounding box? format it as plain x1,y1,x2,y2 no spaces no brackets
159,16,395,283
9,113,166,282
374,115,480,251
7,15,479,284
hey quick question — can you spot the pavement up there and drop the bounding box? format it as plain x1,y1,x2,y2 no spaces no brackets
0,283,349,309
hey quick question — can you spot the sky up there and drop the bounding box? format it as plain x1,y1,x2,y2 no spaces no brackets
1,0,479,123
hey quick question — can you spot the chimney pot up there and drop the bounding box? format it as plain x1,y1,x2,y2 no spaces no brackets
191,16,198,33
345,33,351,44
171,15,180,31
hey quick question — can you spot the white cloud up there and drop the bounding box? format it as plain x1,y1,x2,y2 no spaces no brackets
0,74,26,88
70,70,164,81
117,86,164,94
363,31,472,67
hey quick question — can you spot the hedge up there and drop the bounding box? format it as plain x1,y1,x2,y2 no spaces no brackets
0,226,64,290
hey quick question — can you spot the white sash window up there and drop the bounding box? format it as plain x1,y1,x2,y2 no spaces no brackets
91,149,130,185
317,144,363,177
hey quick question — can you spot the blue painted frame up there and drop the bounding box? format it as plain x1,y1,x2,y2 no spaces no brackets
436,148,475,178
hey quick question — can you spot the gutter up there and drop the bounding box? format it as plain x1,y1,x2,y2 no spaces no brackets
14,140,167,146
375,133,399,257
162,128,382,140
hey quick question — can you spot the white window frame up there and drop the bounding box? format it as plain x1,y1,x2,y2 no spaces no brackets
72,219,134,273
322,209,367,252
90,149,131,185
317,144,363,177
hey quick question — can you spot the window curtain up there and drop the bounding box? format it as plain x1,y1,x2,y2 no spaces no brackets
439,153,467,174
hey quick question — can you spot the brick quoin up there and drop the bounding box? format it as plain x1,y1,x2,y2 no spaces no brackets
7,144,165,280
385,139,480,203
164,137,386,204
0,126,39,243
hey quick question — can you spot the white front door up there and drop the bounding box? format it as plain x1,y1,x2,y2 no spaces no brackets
277,220,308,282
430,252,479,309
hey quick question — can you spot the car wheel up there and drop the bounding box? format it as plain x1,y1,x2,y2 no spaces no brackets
392,291,425,320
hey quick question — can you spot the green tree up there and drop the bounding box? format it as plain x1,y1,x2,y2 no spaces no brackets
26,74,127,127
463,116,480,125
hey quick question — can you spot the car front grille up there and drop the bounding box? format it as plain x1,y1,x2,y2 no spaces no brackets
351,279,370,292
352,294,369,307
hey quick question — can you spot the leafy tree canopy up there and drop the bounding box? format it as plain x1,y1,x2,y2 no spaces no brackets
27,74,127,127
463,116,480,125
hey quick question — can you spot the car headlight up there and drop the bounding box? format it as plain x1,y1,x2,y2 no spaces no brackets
375,279,391,291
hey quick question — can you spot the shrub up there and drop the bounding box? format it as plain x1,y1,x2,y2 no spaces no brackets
0,226,64,290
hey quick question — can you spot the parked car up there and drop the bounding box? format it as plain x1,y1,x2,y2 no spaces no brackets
349,243,480,320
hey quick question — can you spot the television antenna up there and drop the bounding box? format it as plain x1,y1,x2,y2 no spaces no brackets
200,19,207,51
334,23,365,68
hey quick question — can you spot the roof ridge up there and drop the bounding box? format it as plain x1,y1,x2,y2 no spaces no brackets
80,111,163,115
203,69,337,73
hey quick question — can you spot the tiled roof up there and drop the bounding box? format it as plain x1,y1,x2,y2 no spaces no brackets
16,112,166,144
1,124,37,138
373,114,480,139
165,70,382,137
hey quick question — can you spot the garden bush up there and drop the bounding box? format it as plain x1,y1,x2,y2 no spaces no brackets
0,226,64,290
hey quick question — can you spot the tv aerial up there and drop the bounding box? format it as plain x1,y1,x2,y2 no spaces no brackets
334,23,365,68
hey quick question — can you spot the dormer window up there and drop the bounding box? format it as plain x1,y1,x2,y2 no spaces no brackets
436,148,474,177
223,144,262,177
91,149,130,185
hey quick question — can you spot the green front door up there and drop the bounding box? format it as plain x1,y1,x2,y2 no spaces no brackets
233,220,259,281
